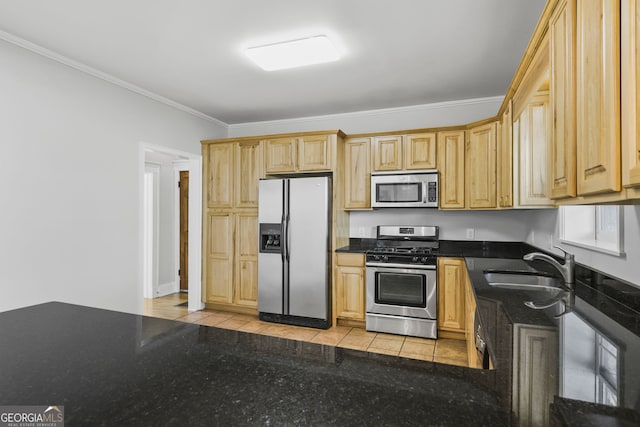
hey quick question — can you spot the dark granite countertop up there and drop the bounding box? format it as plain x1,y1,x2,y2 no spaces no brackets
338,238,640,424
0,302,507,426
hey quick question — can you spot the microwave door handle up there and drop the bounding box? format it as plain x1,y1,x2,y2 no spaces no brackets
423,181,427,203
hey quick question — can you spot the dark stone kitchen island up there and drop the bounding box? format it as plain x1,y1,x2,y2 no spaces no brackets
0,302,506,426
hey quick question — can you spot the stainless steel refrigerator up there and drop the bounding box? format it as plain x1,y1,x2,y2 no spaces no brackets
258,176,331,329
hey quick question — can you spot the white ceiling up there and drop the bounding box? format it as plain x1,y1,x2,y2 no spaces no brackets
0,0,546,125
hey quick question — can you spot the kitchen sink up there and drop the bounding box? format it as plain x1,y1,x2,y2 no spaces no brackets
483,272,563,292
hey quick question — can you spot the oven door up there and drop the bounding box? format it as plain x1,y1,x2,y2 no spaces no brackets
366,263,436,319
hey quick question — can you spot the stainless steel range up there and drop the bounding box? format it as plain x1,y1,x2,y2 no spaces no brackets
365,225,438,339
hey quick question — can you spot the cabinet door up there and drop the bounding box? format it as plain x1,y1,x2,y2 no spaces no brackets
372,136,403,171
235,141,261,208
335,266,365,320
298,135,332,171
234,213,258,307
576,0,621,195
404,133,437,170
437,258,466,338
344,138,371,209
264,138,296,173
466,122,497,209
550,0,577,199
204,213,233,304
622,0,640,188
437,131,466,209
518,93,553,206
498,102,514,207
206,143,234,209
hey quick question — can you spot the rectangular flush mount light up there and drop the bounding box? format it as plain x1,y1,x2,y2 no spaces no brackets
245,35,340,71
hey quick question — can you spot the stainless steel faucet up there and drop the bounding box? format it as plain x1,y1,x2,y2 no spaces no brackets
523,245,575,288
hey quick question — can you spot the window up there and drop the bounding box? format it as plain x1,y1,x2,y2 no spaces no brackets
560,205,623,255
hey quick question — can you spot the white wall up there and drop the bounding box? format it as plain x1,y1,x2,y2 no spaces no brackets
350,209,532,242
525,206,640,286
0,39,226,314
228,96,503,137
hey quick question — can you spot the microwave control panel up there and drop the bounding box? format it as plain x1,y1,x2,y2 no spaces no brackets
427,182,437,203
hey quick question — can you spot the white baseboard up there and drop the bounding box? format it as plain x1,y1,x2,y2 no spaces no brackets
156,281,179,297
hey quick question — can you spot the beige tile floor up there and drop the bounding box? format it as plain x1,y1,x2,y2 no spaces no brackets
144,293,469,367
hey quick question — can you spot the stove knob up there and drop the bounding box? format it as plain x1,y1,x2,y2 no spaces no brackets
420,257,429,263
374,255,381,261
382,255,389,262
412,256,419,263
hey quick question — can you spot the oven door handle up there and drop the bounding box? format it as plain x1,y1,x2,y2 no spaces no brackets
366,262,436,270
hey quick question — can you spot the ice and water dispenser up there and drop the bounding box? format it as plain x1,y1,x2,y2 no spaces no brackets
259,223,282,254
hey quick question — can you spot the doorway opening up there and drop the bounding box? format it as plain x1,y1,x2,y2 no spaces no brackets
140,142,203,313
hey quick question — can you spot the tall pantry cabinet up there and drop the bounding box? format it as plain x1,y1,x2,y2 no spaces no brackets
202,140,262,312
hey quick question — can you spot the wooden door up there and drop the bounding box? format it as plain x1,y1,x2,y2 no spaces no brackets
466,122,497,209
622,0,640,188
344,138,371,209
264,138,296,173
404,133,437,170
498,102,513,207
298,135,332,171
437,131,466,209
204,213,233,304
235,141,261,208
550,0,577,199
179,171,189,291
206,142,234,208
576,0,621,195
234,213,258,307
437,258,466,339
372,136,402,171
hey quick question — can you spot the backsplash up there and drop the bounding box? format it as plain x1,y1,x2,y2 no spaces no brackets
349,208,534,241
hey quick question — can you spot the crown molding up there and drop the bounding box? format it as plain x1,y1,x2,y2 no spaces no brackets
0,29,228,128
228,96,504,131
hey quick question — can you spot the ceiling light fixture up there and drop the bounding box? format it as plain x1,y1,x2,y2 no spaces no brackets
245,35,340,71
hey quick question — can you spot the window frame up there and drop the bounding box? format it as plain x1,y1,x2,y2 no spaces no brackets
559,205,624,256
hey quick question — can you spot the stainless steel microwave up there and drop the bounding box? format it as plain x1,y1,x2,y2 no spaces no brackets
371,170,438,208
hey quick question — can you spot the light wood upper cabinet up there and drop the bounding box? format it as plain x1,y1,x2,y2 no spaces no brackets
206,142,234,209
235,141,262,208
298,135,333,171
516,91,553,206
234,213,258,308
344,138,371,209
264,134,334,174
404,133,437,170
466,122,497,209
264,137,297,174
575,0,621,196
498,101,513,208
335,253,366,322
550,0,577,199
204,213,233,304
437,130,466,209
622,0,640,189
437,258,466,339
372,135,403,171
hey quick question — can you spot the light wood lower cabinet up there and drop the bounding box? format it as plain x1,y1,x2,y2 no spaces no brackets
204,212,234,304
437,258,466,339
464,271,482,369
203,211,258,309
335,253,366,324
